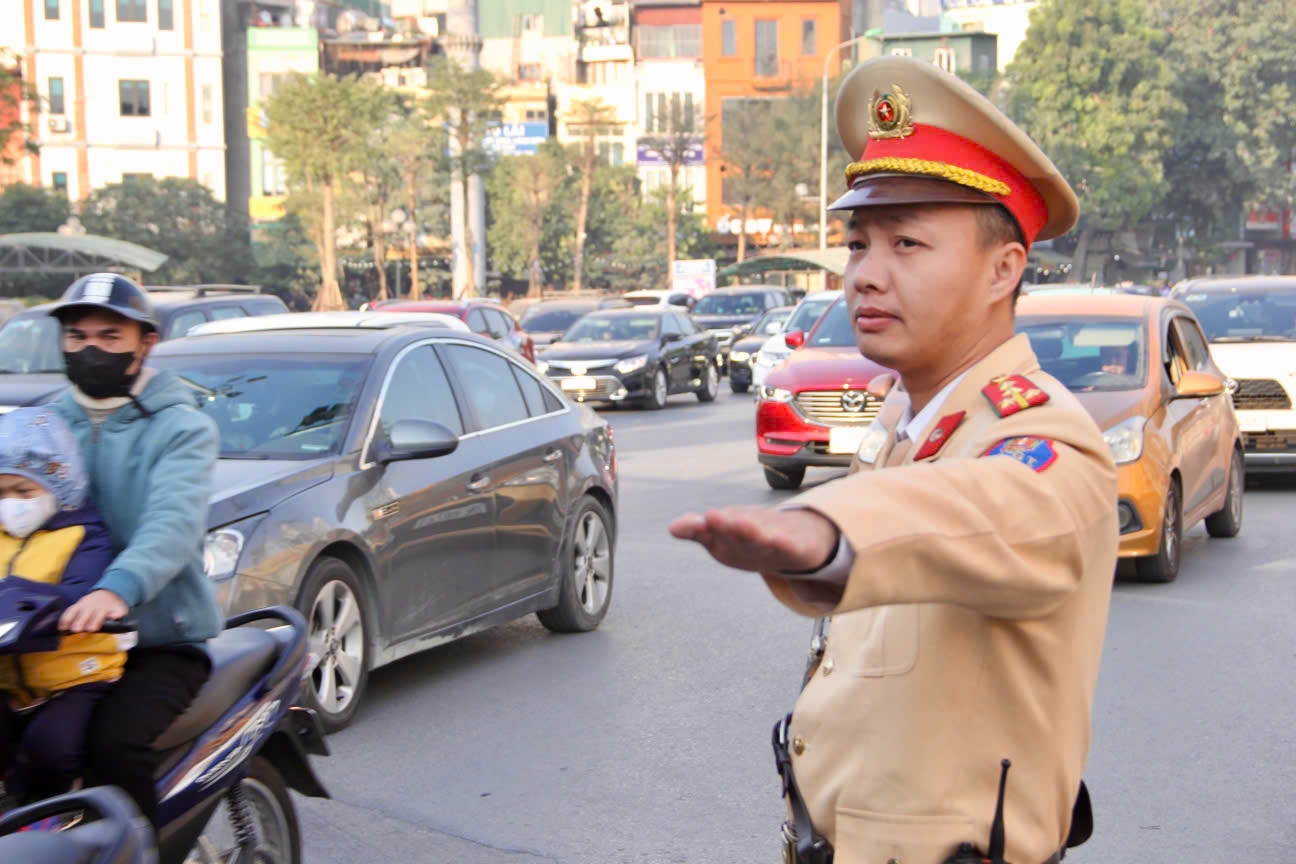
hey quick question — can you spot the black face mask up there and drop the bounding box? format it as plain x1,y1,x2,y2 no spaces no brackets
63,345,141,400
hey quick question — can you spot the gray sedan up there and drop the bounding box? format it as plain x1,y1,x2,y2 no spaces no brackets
148,316,619,732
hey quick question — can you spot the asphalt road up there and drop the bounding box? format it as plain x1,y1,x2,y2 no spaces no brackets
298,389,1296,863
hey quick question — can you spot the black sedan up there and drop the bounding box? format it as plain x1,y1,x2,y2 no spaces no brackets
146,315,619,732
727,305,795,393
518,298,629,348
536,307,721,409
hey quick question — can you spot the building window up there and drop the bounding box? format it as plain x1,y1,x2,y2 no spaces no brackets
116,0,146,21
801,19,816,55
52,172,67,195
754,19,779,77
45,0,59,20
524,108,546,122
48,78,65,115
201,84,213,124
721,19,736,57
89,0,104,27
262,154,286,196
888,46,912,57
119,80,150,116
636,24,701,59
934,46,956,73
122,173,152,184
517,63,542,81
158,0,172,29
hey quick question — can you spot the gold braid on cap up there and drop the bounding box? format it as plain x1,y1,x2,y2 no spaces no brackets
845,158,1012,197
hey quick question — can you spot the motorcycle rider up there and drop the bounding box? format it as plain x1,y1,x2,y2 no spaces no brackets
49,273,223,830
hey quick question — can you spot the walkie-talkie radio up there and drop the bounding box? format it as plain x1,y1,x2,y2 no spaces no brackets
943,758,1013,864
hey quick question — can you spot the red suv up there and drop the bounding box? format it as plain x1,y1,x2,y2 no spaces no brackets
756,297,892,489
375,300,537,363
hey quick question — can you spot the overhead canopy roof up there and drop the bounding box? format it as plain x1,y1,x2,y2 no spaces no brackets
0,232,168,274
718,247,850,279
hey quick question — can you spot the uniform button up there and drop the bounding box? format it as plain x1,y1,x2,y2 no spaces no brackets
822,657,834,676
791,737,806,755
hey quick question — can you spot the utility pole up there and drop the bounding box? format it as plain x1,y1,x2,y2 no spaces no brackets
444,0,485,298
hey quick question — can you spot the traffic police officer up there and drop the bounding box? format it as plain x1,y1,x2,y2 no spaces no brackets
670,57,1118,864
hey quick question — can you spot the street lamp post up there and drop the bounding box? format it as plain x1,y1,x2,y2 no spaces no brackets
819,34,881,249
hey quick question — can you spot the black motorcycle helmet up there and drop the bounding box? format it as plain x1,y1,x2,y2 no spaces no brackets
48,273,160,333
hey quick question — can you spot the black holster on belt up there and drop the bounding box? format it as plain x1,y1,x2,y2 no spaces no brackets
772,713,833,864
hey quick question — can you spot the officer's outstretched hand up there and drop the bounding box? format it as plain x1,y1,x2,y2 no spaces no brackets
669,506,839,574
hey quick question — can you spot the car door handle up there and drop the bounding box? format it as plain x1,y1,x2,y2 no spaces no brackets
466,474,491,492
543,448,562,463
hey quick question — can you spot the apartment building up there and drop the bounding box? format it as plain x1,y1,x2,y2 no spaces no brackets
5,0,227,200
633,0,705,211
701,0,848,229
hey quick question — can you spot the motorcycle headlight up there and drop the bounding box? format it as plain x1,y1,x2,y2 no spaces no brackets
730,350,750,363
759,385,794,403
615,355,648,374
1103,415,1147,465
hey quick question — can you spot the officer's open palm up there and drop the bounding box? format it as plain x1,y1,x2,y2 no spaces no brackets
669,506,838,574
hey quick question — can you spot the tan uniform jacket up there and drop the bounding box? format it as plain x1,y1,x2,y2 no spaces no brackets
763,334,1118,864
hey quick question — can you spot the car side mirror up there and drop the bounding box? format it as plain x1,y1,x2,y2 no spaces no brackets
661,332,682,344
784,330,806,349
377,419,459,463
1173,370,1225,399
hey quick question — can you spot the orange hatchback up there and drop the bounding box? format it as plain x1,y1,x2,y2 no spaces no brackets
1015,294,1244,583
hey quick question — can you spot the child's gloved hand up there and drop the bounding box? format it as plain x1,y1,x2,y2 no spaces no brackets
59,590,128,634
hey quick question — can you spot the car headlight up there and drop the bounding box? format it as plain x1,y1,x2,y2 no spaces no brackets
1103,415,1147,465
759,385,794,403
203,528,246,581
615,355,648,374
730,350,750,363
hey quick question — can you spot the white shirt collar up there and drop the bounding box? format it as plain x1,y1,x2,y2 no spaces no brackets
895,370,971,442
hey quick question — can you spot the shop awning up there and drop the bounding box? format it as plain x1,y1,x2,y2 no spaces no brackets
717,247,850,279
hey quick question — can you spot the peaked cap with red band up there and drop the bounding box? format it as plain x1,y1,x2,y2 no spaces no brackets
828,57,1079,247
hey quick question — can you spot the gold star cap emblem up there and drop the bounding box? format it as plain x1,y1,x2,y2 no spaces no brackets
867,85,914,140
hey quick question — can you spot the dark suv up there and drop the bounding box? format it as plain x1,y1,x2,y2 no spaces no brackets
0,285,288,411
690,286,793,372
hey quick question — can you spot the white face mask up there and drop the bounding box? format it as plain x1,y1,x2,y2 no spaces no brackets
0,494,58,539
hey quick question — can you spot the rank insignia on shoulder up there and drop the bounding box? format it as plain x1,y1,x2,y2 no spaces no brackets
982,374,1049,417
984,436,1058,472
914,410,966,461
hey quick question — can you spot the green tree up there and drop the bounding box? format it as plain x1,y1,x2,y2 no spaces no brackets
351,87,404,302
0,183,70,234
639,100,706,275
1006,0,1182,278
1154,0,1296,259
264,73,380,310
79,177,250,284
563,99,621,291
425,57,502,298
717,99,782,262
385,100,444,300
0,65,36,169
487,140,567,297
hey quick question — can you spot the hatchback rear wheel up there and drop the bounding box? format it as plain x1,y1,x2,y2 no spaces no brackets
1204,448,1243,538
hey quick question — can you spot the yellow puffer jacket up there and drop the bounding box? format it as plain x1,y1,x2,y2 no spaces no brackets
0,515,131,708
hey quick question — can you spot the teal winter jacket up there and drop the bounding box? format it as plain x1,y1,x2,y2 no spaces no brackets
55,371,224,648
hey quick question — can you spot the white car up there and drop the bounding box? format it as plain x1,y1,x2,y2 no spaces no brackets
621,289,695,310
1174,276,1296,473
751,290,843,388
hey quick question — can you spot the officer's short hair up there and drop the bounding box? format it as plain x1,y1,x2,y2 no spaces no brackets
975,205,1027,303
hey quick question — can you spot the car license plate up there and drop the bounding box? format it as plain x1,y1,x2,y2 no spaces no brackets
828,425,868,455
562,376,597,392
1238,414,1268,434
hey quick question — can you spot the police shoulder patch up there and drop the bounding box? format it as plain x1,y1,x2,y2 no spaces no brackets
983,436,1058,472
982,374,1049,418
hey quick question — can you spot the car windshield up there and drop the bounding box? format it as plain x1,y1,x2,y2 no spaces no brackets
562,315,660,342
693,293,765,316
147,354,371,459
521,306,592,332
751,308,792,336
807,300,856,348
0,315,64,374
1016,318,1147,392
786,296,837,333
1177,286,1296,342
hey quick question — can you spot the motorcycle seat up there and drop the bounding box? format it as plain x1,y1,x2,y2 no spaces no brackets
152,626,280,752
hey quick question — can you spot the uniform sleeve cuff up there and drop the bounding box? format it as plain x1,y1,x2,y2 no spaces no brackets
775,507,855,585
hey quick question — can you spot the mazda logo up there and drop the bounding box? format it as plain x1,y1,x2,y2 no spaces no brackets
841,391,866,412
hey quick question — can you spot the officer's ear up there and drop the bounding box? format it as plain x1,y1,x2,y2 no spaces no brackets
987,242,1027,307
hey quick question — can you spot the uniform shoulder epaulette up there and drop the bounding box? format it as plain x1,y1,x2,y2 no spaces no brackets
981,374,1049,418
